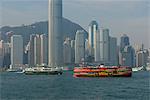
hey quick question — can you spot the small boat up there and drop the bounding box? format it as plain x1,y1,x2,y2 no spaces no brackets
73,66,132,77
23,67,62,75
146,64,150,71
132,66,143,72
7,68,23,72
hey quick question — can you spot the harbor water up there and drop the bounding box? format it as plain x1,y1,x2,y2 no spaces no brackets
0,71,150,100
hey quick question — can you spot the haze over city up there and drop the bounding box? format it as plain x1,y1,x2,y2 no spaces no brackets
1,0,149,48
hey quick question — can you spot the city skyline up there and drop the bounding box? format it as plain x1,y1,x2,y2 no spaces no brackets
0,0,149,48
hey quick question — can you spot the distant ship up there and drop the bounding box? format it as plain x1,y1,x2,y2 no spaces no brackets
132,66,144,72
73,66,132,77
146,63,150,71
23,67,62,75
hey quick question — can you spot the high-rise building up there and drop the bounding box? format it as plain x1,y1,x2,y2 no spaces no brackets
75,30,85,64
63,37,72,64
119,34,135,67
121,46,135,67
120,34,130,52
28,34,36,66
88,21,98,57
48,0,63,66
136,45,149,67
40,34,48,65
28,34,48,66
0,40,4,67
71,40,75,63
85,39,89,60
34,35,41,65
10,35,23,68
94,28,100,62
2,42,10,67
109,37,118,65
95,28,109,64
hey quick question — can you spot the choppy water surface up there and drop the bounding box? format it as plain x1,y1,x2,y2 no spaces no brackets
0,71,150,100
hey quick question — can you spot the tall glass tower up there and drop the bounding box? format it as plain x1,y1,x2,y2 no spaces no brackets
120,34,130,52
88,21,98,57
48,0,63,66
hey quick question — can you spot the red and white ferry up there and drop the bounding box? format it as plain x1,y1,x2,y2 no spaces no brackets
73,66,132,77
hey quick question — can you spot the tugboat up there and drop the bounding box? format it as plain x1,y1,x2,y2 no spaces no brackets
73,65,132,77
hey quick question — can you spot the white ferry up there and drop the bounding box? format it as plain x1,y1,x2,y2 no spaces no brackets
132,66,144,72
23,67,62,75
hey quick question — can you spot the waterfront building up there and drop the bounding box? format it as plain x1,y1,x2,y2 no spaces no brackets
85,39,89,60
120,46,135,67
10,35,23,68
120,34,130,52
71,40,75,63
136,45,149,67
63,37,72,64
28,34,36,66
109,37,118,65
94,28,100,62
75,30,85,64
40,34,48,65
2,42,10,67
0,40,4,67
95,28,110,64
88,21,98,57
48,0,63,66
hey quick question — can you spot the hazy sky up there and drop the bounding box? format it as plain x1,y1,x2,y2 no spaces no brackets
0,0,150,48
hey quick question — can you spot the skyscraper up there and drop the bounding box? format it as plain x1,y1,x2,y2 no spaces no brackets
109,37,118,65
34,35,41,65
88,21,98,57
75,30,85,64
71,40,75,63
48,0,63,66
40,34,48,65
63,37,72,64
0,40,4,67
10,35,23,68
28,34,36,66
95,28,109,64
119,34,135,67
136,45,149,67
120,34,130,52
121,46,135,67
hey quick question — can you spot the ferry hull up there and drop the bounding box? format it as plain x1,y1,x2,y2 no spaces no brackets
74,73,132,78
23,67,63,75
24,71,62,75
73,67,132,78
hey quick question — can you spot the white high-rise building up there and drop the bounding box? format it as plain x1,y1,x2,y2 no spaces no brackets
99,28,109,63
28,34,36,66
63,37,72,64
95,28,110,64
0,40,4,67
48,0,63,66
34,35,41,65
94,29,100,62
10,35,23,68
88,21,98,57
75,30,85,64
40,34,48,65
71,40,75,63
